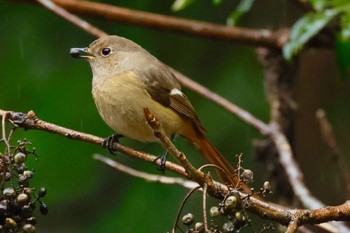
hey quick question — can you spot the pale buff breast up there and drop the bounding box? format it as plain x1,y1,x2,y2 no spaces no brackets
92,71,186,142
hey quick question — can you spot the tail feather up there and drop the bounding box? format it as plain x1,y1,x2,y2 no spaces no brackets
196,136,237,183
181,123,251,192
192,135,251,193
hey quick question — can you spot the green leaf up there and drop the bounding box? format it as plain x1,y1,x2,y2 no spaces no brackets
335,35,350,79
171,0,197,11
341,12,350,39
226,0,255,26
329,0,350,8
283,9,339,60
311,0,349,10
212,0,222,6
310,0,328,11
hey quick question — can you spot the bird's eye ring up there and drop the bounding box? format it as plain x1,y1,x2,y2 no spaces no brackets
101,48,111,57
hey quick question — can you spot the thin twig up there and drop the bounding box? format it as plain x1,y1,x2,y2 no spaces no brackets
36,0,107,38
235,154,244,190
172,186,201,233
316,109,350,197
202,182,208,232
316,109,338,150
1,113,11,188
286,219,299,233
1,113,11,155
143,108,215,191
198,164,234,185
93,154,198,189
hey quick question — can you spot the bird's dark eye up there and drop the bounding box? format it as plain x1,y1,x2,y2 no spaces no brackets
101,48,111,56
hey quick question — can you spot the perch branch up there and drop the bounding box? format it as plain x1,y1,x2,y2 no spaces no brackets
0,109,186,177
1,109,350,229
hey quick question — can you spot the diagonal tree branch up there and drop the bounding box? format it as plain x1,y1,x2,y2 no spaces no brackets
36,0,107,38
23,0,290,48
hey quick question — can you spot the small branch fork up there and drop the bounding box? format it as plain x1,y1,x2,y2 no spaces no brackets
1,109,350,231
143,108,213,188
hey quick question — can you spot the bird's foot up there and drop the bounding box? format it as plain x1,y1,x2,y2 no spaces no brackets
153,135,174,173
102,134,124,155
154,151,168,173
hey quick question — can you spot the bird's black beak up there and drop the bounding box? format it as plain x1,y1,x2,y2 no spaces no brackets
70,47,94,59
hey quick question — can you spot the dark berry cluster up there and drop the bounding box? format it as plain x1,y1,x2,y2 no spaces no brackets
177,155,274,233
181,191,249,233
0,139,47,233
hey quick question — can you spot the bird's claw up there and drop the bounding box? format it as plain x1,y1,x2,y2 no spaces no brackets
102,134,124,155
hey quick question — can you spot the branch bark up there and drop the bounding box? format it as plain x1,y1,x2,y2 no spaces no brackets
0,109,187,177
24,0,290,48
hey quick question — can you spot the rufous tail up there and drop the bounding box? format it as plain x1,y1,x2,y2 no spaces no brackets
181,122,251,192
196,136,236,183
191,135,251,193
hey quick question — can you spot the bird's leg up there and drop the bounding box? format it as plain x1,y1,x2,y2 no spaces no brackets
102,134,124,155
154,134,175,173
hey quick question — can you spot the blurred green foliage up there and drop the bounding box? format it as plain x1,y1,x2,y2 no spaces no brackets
283,0,350,64
171,0,255,26
1,0,349,232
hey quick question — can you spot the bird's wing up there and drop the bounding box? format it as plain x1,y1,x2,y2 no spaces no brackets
134,62,206,134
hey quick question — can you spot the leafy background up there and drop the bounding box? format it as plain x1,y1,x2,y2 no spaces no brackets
0,0,349,232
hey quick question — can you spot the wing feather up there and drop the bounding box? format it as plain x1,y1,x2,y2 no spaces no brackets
133,62,206,134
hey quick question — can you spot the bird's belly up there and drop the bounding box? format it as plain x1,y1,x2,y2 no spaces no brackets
92,72,185,142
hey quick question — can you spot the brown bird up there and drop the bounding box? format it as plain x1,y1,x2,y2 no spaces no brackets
70,35,236,183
